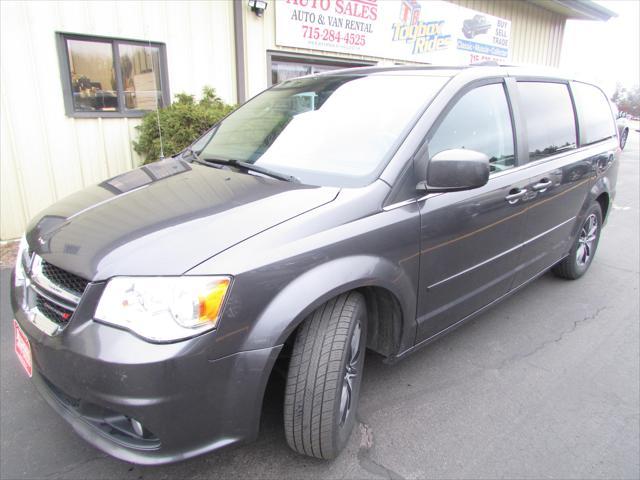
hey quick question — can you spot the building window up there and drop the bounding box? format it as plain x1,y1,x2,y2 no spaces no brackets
268,52,374,86
57,33,169,118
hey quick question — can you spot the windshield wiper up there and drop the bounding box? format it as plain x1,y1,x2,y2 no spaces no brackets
202,158,300,183
181,147,204,164
182,148,228,170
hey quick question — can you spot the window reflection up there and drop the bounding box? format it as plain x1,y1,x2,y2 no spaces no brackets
517,82,577,161
119,44,163,110
572,82,616,146
428,83,515,172
61,34,167,116
100,158,191,194
271,59,359,85
199,74,448,187
67,39,118,112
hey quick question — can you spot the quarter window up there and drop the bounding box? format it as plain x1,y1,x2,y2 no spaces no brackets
571,82,616,146
58,33,169,117
517,82,576,161
429,83,515,173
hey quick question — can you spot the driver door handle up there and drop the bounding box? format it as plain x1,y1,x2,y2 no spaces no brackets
505,188,527,204
532,179,553,191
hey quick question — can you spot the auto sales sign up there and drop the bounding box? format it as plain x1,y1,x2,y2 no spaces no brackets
275,0,511,64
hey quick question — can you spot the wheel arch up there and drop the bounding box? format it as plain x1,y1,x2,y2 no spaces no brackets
595,191,610,222
241,255,417,359
584,174,613,224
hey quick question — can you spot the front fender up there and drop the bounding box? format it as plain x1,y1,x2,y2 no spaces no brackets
240,255,417,354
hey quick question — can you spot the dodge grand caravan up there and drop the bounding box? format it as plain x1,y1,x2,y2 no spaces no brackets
11,65,619,464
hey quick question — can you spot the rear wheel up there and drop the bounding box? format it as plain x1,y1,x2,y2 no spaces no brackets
552,202,602,280
284,292,367,459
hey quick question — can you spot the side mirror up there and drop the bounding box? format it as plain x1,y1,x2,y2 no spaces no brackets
425,148,490,192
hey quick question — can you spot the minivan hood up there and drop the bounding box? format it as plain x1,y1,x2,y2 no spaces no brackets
26,158,339,280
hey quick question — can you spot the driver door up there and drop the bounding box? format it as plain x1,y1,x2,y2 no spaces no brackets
416,80,531,342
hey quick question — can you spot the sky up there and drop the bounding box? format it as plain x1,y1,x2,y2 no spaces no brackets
560,0,640,97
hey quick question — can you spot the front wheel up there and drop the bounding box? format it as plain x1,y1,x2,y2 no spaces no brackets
552,202,602,280
284,292,367,459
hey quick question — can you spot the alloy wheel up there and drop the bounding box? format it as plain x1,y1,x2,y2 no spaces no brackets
339,321,362,426
576,213,598,267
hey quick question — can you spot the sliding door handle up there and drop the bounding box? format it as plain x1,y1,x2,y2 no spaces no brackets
532,179,552,192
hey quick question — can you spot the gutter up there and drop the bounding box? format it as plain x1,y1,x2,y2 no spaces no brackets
233,0,246,104
532,0,617,21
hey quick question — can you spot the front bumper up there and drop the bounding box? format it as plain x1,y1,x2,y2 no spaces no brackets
11,279,282,465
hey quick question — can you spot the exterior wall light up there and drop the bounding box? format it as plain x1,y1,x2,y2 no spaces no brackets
248,0,267,17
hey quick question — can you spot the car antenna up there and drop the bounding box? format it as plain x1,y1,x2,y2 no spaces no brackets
148,38,165,160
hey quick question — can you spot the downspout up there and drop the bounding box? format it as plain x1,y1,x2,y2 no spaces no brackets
233,0,247,104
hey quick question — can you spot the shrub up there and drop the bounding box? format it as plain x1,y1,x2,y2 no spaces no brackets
134,86,235,164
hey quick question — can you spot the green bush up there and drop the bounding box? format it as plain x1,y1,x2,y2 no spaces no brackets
134,86,235,164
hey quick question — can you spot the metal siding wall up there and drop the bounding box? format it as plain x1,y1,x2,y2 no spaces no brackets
0,0,236,239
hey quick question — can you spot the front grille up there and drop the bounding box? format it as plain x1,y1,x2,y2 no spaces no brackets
24,255,90,334
35,294,73,326
41,261,89,298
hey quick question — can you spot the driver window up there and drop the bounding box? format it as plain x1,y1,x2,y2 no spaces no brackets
429,83,515,173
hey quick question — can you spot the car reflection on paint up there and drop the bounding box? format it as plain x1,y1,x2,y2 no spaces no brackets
611,102,630,150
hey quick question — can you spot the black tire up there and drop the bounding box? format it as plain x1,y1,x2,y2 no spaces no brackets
284,292,367,459
620,128,628,150
552,202,602,280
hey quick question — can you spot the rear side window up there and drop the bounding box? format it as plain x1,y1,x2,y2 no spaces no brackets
428,83,515,173
572,82,616,146
517,82,576,162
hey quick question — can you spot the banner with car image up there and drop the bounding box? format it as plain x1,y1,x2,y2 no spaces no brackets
275,0,511,64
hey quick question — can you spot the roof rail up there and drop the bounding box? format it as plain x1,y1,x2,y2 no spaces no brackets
469,61,522,67
471,60,500,67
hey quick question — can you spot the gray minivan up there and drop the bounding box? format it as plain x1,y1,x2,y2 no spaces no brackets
11,65,619,464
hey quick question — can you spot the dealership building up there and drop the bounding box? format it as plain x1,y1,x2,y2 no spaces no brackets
0,0,615,239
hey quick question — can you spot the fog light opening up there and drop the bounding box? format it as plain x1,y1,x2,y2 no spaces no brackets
130,418,144,437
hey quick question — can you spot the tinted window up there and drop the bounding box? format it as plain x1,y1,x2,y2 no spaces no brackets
572,82,616,145
517,82,576,161
429,83,515,173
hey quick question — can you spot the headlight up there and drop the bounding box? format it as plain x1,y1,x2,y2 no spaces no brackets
95,276,231,342
14,235,28,287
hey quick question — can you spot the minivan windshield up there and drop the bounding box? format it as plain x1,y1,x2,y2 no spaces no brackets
197,74,448,187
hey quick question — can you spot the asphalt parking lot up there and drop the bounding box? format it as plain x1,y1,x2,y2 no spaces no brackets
1,133,638,480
